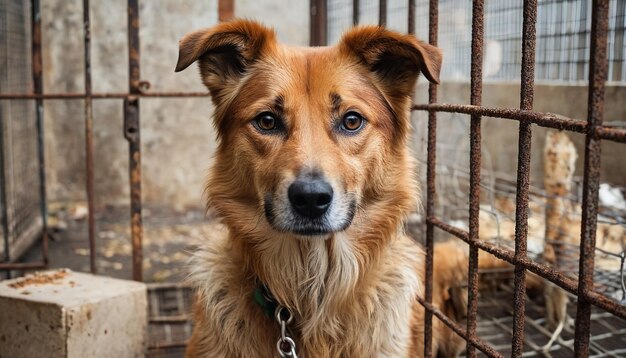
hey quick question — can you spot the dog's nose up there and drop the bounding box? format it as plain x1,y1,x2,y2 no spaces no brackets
288,178,333,219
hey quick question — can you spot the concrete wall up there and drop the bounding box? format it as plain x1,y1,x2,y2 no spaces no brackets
412,82,626,187
40,1,624,211
41,0,310,210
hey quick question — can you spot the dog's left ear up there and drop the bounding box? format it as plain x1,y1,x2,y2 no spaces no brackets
339,26,442,99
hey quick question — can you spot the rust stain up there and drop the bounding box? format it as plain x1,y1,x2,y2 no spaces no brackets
0,92,210,99
218,0,234,22
131,213,142,236
129,48,140,61
131,167,141,184
130,68,140,80
132,151,140,163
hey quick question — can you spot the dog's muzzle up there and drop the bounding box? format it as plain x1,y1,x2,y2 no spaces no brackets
263,173,355,237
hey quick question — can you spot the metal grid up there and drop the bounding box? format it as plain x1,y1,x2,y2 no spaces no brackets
409,0,626,83
475,281,626,357
146,283,193,358
415,0,626,357
412,131,626,355
1,0,625,356
323,0,626,355
0,0,231,277
328,0,626,83
414,136,626,289
0,0,45,270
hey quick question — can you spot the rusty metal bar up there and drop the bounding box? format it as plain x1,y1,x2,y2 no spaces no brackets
5,93,623,144
412,104,588,132
149,315,190,323
417,297,504,358
126,0,143,282
148,341,189,350
218,0,234,22
428,217,626,319
310,0,327,46
595,126,626,142
574,0,609,355
378,0,386,27
408,0,415,34
83,0,96,275
0,79,9,276
0,262,48,270
412,104,626,143
32,0,49,268
423,0,438,356
466,1,484,356
1,90,623,144
510,1,537,355
0,92,210,99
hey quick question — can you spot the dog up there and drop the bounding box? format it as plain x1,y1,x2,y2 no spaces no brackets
175,19,456,357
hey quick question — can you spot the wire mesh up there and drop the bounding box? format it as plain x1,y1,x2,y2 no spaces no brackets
412,125,626,293
475,281,626,357
418,0,626,83
357,0,626,83
409,118,626,355
0,0,44,263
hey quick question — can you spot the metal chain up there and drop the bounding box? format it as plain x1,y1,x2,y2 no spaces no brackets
275,305,298,358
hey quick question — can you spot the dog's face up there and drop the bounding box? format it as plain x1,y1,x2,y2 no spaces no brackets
176,20,441,239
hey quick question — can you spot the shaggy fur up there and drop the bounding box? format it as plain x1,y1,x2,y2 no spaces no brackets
176,19,458,357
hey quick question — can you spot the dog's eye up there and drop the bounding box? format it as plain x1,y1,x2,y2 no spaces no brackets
255,113,277,131
341,112,364,132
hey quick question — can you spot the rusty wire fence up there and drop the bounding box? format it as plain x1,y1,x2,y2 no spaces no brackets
408,0,626,357
0,0,228,278
0,0,233,354
1,0,626,356
420,0,625,356
319,0,626,356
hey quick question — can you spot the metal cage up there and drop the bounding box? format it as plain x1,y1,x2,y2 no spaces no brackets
1,0,625,356
319,0,626,356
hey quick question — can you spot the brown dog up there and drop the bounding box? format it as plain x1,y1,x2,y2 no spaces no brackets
176,19,452,357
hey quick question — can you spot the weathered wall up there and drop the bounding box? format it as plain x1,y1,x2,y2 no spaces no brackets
41,0,309,210
41,1,624,211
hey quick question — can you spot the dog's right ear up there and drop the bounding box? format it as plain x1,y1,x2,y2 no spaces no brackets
175,20,276,105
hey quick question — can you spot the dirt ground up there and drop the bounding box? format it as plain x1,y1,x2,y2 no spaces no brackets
18,203,220,283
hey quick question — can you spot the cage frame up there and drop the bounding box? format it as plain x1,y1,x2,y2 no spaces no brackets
320,0,626,356
1,0,626,357
0,0,234,280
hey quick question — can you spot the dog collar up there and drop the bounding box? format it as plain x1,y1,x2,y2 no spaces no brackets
253,283,277,318
252,282,298,357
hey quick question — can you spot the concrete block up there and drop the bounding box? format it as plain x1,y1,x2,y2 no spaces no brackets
0,269,147,358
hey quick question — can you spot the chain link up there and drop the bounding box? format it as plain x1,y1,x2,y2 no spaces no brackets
275,305,297,358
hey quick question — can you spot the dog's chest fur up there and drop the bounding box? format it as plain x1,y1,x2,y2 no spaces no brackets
188,229,424,358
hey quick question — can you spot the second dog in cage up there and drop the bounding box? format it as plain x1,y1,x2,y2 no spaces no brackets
174,19,467,357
